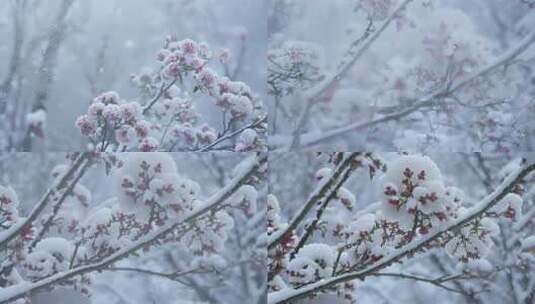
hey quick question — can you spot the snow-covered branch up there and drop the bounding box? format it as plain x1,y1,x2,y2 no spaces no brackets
0,153,266,303
0,153,90,249
268,153,360,250
268,159,535,304
76,37,267,153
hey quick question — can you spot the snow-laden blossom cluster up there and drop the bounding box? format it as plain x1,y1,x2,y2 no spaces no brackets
378,155,457,229
76,92,153,151
24,237,77,278
444,216,499,262
373,155,517,263
77,38,266,152
228,184,258,216
115,153,197,222
287,243,335,286
377,13,493,104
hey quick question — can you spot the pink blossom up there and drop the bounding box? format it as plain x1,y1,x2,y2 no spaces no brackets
88,102,105,117
230,96,253,119
180,39,198,54
115,125,137,145
102,104,122,122
135,120,151,138
196,68,217,89
119,102,141,122
75,115,97,137
138,137,159,152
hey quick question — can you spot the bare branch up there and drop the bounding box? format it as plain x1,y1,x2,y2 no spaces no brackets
142,78,178,115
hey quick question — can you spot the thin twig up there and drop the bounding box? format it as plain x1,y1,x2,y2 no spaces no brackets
142,78,178,115
196,115,267,152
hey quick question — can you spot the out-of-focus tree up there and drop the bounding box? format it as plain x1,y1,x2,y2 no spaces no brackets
268,0,535,152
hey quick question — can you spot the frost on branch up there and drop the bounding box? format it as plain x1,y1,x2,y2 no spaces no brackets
76,38,267,152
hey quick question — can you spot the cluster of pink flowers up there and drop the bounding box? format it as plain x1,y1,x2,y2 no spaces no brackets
379,155,458,230
158,38,211,79
157,37,257,120
77,37,265,152
76,91,154,151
